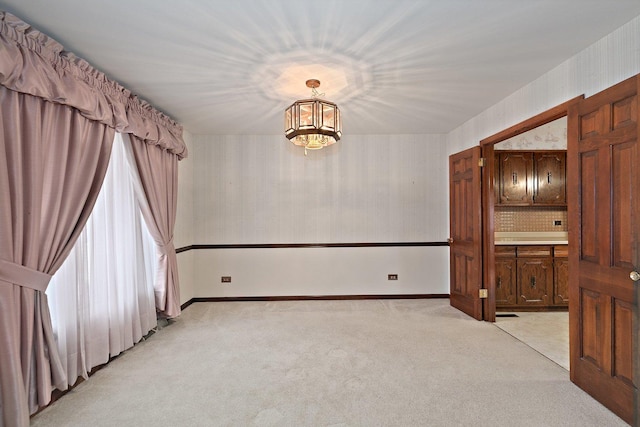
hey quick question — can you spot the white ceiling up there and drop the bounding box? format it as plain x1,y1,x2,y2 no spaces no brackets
2,1,640,136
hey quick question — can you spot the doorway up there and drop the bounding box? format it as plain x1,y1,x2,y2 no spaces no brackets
479,97,581,322
472,79,639,423
481,107,575,372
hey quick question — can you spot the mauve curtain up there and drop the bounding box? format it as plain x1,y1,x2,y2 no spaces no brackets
46,133,158,389
0,86,114,426
0,11,187,427
128,135,181,318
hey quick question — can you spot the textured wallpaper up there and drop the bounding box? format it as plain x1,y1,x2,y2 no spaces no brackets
191,134,449,244
447,15,640,155
495,117,567,150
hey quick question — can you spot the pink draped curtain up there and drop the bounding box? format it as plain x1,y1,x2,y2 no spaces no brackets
0,86,115,426
129,135,181,318
0,11,187,426
0,12,187,159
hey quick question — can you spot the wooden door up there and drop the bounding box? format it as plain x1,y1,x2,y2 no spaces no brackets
449,146,483,320
533,152,566,205
567,75,639,424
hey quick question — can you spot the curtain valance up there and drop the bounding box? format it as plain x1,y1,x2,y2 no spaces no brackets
0,11,187,159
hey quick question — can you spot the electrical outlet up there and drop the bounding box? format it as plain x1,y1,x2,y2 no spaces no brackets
221,276,231,283
388,274,398,280
554,220,562,226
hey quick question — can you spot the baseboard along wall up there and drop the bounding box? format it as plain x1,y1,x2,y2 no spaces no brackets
180,294,450,311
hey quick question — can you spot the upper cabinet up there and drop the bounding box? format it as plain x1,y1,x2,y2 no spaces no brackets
533,152,566,205
496,152,533,205
496,151,566,206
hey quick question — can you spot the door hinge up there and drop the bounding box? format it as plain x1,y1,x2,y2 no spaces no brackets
478,158,486,167
479,289,488,299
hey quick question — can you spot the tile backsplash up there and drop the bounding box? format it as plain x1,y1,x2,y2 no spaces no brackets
494,206,568,232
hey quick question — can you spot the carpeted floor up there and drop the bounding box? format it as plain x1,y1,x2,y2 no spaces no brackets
30,299,625,426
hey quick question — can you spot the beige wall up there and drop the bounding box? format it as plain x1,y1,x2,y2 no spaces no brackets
191,134,448,244
176,15,640,301
448,15,640,155
185,134,450,298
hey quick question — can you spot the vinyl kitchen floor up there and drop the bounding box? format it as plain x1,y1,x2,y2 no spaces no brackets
494,311,569,370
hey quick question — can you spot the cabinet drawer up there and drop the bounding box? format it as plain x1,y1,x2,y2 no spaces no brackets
495,246,516,257
553,245,568,258
517,246,552,257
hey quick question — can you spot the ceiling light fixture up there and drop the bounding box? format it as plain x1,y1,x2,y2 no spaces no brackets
284,79,341,155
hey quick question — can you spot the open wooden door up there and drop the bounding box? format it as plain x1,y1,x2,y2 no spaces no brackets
449,146,483,320
567,75,639,424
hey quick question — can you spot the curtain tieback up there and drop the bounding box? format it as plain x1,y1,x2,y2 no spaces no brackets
159,238,174,253
0,259,52,292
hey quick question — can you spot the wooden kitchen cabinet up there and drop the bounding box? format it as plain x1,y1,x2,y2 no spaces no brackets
552,245,569,305
497,152,533,205
517,258,553,306
516,246,553,306
495,244,568,310
496,151,566,206
495,246,517,305
533,152,566,205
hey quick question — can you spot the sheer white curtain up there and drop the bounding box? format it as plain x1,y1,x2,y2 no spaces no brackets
46,133,157,388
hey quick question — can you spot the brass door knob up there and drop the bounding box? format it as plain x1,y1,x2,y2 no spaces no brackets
630,271,640,282
447,238,454,244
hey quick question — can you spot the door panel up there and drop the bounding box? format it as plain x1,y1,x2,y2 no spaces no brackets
568,75,638,424
449,146,483,320
613,300,633,386
579,150,599,262
612,140,634,268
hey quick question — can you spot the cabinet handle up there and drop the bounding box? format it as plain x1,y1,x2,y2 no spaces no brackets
547,171,552,184
530,277,536,288
497,277,502,288
512,172,518,185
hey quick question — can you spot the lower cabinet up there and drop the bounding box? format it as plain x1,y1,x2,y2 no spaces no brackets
496,245,568,310
517,257,552,305
495,247,517,305
553,245,569,305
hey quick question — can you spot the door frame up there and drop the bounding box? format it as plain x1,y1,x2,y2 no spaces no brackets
478,96,584,322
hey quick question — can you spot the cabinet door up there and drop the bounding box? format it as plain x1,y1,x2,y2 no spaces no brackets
553,258,569,305
495,257,517,306
498,152,533,205
517,258,552,305
533,152,566,205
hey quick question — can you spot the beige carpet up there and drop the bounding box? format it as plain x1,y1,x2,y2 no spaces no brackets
31,299,625,426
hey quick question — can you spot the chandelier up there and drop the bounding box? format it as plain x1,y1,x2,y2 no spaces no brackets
284,79,341,155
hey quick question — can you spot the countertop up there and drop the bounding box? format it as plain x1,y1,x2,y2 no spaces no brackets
494,231,568,245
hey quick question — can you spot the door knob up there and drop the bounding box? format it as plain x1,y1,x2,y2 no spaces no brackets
448,238,454,245
631,271,640,282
